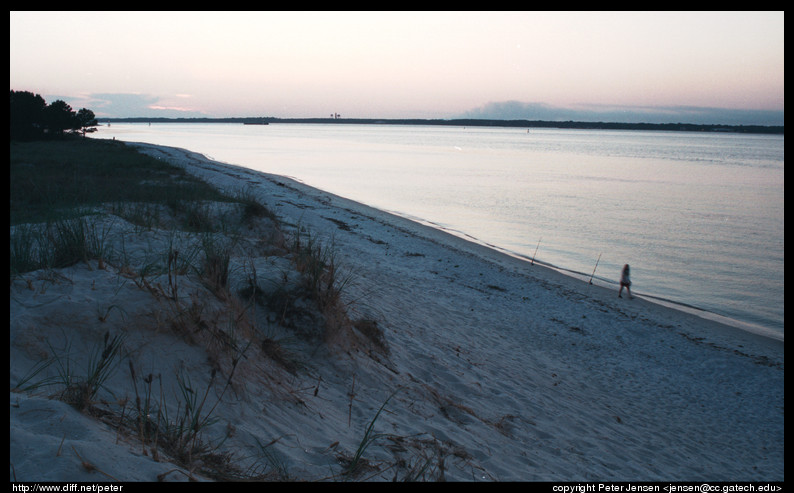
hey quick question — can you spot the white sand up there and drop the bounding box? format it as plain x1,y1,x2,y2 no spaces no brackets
10,143,784,482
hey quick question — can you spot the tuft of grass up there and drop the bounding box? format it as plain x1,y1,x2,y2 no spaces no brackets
353,319,390,356
235,187,278,224
10,224,42,276
248,436,292,481
46,215,113,269
110,202,164,232
176,201,217,233
160,360,240,471
168,368,221,456
126,351,244,476
128,363,159,448
11,358,59,394
199,234,235,297
343,387,401,475
260,337,299,374
10,215,114,276
40,332,126,411
289,227,353,311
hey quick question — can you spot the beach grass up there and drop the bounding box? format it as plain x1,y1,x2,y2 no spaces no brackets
10,140,363,349
10,138,236,277
10,138,388,480
343,387,401,476
10,138,231,226
10,139,268,274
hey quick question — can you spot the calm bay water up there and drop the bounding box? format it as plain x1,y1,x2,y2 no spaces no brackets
93,123,784,338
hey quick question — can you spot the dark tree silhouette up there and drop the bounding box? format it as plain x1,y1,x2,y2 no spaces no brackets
10,90,47,140
10,91,98,140
75,108,98,135
43,99,78,135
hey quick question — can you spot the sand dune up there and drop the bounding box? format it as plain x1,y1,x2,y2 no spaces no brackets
10,143,783,482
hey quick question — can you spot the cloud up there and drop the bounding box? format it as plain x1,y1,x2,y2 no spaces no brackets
52,93,209,119
147,105,198,113
459,101,784,126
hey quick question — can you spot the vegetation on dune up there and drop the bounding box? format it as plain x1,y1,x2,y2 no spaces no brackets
10,129,404,480
10,138,229,226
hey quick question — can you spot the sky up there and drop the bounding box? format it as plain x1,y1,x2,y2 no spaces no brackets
9,11,785,125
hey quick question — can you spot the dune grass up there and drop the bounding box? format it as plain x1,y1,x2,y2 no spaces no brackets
10,137,404,481
9,138,272,276
10,138,231,226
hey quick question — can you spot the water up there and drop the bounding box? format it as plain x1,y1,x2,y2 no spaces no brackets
93,123,784,339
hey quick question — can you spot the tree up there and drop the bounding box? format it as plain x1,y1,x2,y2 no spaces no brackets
75,108,98,135
43,99,78,135
11,90,99,140
10,90,47,140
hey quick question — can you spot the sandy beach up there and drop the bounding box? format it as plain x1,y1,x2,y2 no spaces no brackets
10,143,784,482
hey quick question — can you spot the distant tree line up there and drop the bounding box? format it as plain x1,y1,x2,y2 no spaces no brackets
10,90,98,141
101,116,783,134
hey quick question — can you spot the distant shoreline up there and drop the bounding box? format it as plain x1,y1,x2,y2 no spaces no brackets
99,117,784,135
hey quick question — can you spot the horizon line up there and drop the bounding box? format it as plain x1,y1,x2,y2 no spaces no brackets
96,116,784,134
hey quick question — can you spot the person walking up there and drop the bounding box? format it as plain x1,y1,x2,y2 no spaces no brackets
618,264,633,299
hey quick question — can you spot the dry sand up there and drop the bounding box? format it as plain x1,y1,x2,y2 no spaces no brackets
10,143,783,482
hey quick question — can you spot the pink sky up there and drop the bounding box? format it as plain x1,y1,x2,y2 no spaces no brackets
10,12,784,122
